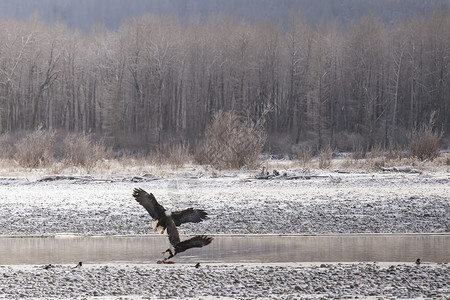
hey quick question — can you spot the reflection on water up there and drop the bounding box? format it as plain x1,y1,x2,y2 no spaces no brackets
0,234,448,264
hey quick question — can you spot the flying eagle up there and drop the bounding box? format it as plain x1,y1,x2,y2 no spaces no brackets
132,188,213,260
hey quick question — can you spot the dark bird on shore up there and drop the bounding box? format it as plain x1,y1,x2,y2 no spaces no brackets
72,261,82,268
195,262,201,268
42,264,54,270
415,258,421,265
132,188,213,260
132,188,208,234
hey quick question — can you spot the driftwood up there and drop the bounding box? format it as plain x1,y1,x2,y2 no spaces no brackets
381,166,422,173
336,170,350,174
253,167,345,181
254,168,326,180
254,173,332,180
131,174,162,182
38,174,163,182
38,175,94,182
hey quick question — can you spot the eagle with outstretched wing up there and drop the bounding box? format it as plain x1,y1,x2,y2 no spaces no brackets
132,188,208,233
132,188,212,260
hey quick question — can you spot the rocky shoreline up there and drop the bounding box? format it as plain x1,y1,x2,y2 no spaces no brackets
1,262,449,299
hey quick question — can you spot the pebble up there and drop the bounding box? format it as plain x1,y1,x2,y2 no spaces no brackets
66,274,85,281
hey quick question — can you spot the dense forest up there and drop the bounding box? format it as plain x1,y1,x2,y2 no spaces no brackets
0,7,449,155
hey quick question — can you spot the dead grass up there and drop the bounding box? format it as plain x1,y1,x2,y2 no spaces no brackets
334,151,450,173
0,151,448,178
154,142,192,169
292,147,313,168
0,126,448,176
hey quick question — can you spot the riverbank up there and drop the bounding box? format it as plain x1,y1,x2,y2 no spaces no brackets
1,262,448,299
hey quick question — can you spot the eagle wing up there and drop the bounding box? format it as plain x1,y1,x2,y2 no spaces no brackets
132,188,166,220
174,235,213,253
165,216,180,247
172,208,208,226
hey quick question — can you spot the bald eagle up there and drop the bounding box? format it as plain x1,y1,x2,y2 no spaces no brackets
132,188,212,260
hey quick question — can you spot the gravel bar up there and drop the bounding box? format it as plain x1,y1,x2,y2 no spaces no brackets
1,263,449,299
0,171,449,235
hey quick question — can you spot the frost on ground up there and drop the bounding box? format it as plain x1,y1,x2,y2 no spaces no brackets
0,170,449,235
0,263,448,299
0,168,449,299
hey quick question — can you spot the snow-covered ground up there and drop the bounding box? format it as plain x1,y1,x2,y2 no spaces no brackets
0,169,449,235
0,166,449,298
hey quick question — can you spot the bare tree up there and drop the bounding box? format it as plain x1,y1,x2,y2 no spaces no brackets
0,21,33,132
0,11,449,155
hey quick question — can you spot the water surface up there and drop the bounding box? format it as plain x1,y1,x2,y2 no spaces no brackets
0,234,448,264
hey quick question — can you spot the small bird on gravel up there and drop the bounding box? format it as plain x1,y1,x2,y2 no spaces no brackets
415,258,421,265
72,261,83,268
42,264,54,270
195,262,201,268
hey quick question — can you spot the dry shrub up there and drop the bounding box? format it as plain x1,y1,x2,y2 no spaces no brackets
14,128,55,168
342,146,385,171
266,133,292,156
367,145,384,159
291,140,316,163
0,132,15,159
318,146,332,169
156,142,191,169
340,156,358,169
363,145,386,169
292,146,313,167
62,133,110,172
386,144,403,160
335,131,365,152
410,112,442,161
351,144,366,160
195,110,266,169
